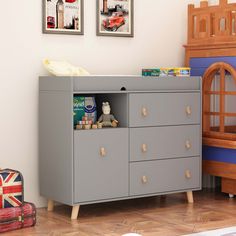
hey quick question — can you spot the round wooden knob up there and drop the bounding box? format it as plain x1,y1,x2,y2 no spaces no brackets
185,140,192,150
141,144,148,153
186,106,192,116
100,147,106,157
141,176,148,184
185,170,192,179
141,107,148,117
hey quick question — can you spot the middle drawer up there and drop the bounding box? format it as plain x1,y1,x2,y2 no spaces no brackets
130,125,200,162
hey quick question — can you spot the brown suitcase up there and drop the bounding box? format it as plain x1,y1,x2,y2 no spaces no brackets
0,202,36,233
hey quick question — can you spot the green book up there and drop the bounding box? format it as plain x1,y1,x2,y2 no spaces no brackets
142,69,160,76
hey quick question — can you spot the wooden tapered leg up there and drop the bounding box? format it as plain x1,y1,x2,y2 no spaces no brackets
71,205,80,220
186,191,194,203
47,199,54,211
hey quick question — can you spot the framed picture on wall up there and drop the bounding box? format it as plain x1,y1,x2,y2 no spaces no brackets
42,0,84,35
96,0,134,37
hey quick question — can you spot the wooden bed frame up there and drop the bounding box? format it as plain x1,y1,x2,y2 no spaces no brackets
185,0,236,66
184,0,236,197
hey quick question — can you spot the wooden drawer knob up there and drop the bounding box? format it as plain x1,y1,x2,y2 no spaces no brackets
186,106,192,116
141,144,148,153
141,176,148,184
185,140,192,150
141,107,148,117
100,147,106,157
185,170,192,179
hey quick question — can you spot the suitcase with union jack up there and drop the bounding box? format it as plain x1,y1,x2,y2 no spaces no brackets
0,169,23,208
0,202,36,233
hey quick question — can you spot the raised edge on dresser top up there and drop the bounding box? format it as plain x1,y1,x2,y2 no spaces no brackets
39,76,201,92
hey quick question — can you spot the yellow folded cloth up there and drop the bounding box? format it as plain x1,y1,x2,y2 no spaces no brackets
43,59,90,76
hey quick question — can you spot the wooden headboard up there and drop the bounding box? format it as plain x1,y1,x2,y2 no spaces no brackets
184,0,236,67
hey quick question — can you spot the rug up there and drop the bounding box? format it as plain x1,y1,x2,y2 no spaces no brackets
183,227,236,236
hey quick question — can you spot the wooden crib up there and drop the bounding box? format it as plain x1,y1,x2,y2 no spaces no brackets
184,0,236,197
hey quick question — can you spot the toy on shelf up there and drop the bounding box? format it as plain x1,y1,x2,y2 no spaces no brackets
97,122,103,129
184,0,236,197
92,124,98,129
75,115,94,130
98,102,118,128
74,96,97,130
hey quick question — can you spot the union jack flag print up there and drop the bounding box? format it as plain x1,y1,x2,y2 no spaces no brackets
0,169,23,208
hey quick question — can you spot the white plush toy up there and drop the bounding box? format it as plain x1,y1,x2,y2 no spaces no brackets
98,102,118,128
43,59,90,76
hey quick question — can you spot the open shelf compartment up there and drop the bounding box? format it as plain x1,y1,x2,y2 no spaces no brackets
73,93,129,130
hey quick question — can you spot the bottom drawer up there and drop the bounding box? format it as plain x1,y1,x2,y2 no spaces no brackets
130,157,200,196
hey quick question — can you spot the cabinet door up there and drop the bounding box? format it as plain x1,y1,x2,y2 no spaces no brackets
130,125,200,162
130,157,200,196
74,128,128,203
129,93,200,127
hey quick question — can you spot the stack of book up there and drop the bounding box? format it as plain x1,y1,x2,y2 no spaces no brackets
142,68,191,77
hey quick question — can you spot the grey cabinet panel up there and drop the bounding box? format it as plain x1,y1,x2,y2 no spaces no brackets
39,76,201,92
72,76,200,92
39,91,73,205
130,125,200,162
39,77,73,91
74,128,129,203
129,93,200,127
130,157,200,196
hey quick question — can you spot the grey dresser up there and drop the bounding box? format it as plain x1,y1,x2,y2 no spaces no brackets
39,76,202,219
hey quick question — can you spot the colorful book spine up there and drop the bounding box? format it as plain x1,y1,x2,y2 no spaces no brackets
142,68,191,77
142,69,160,77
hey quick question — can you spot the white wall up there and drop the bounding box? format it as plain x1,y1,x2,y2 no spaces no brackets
0,0,220,207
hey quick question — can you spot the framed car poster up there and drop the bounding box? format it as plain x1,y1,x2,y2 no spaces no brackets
43,0,84,35
97,0,134,37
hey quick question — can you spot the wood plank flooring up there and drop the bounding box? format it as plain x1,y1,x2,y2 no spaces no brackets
3,190,236,236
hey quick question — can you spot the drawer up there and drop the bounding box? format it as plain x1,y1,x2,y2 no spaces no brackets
130,125,200,162
129,93,200,127
130,157,200,196
71,76,200,92
74,128,128,203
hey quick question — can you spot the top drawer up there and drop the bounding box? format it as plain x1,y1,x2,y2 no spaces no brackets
72,76,200,92
129,93,200,127
39,76,200,92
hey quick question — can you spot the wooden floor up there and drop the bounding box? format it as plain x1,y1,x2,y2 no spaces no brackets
4,190,236,236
